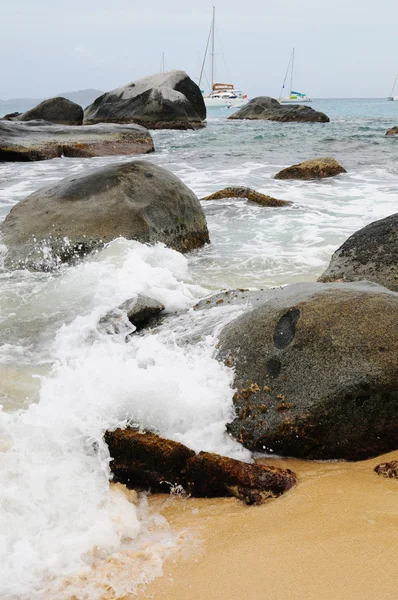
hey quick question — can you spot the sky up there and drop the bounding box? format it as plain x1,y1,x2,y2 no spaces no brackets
1,0,398,99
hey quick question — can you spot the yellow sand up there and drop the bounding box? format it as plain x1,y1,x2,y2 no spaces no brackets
139,451,398,600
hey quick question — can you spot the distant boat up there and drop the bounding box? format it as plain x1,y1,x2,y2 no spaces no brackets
199,6,248,108
279,48,312,104
387,72,398,101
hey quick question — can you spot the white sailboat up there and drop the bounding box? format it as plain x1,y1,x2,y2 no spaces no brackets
199,6,248,108
387,72,398,101
279,48,312,104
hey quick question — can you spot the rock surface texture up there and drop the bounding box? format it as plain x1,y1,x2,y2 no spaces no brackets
84,71,206,130
216,282,398,461
105,429,297,505
0,120,154,161
17,97,84,125
319,214,398,292
274,157,346,180
229,97,330,123
386,126,398,136
201,187,291,207
2,160,210,269
374,461,398,479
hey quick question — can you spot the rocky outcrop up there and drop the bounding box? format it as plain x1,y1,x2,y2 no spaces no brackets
374,460,398,479
274,157,346,180
229,97,329,123
0,120,154,161
2,161,209,269
201,187,291,207
84,71,206,130
17,97,83,125
319,214,398,292
216,282,398,461
386,126,398,136
99,295,164,335
105,429,297,504
1,111,21,120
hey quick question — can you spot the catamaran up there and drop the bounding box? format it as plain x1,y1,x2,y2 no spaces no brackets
387,72,398,101
279,48,312,104
199,6,248,108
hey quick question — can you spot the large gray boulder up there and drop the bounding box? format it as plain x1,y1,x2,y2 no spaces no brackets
84,71,206,130
319,214,398,292
0,120,154,161
17,97,83,125
229,96,329,123
2,161,210,270
216,282,398,461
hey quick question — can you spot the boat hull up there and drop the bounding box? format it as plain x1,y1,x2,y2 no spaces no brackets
387,96,398,101
204,97,248,108
279,98,312,104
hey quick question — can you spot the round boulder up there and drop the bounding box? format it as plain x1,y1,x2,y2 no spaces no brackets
217,282,398,461
274,157,346,180
18,97,83,125
318,213,398,292
2,161,210,270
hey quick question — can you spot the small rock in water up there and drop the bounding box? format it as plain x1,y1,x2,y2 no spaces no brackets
274,157,346,180
374,461,398,479
385,126,398,136
228,96,329,123
99,295,164,335
201,187,291,207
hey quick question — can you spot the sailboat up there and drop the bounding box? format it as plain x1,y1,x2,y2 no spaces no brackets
199,6,248,108
387,72,398,101
279,48,312,104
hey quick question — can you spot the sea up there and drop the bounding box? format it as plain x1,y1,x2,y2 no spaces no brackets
0,98,397,599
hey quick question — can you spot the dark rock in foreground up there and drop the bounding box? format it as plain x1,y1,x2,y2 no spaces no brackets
17,97,83,126
105,429,297,504
216,282,398,461
201,187,291,207
0,120,154,161
386,126,398,136
99,295,164,335
374,460,398,479
274,157,346,180
229,96,329,123
319,214,398,292
2,160,210,270
84,70,206,130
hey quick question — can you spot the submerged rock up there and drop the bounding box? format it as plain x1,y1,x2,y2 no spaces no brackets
319,213,398,291
17,97,83,126
374,461,398,479
84,70,206,130
0,120,154,161
229,96,329,123
201,187,291,207
99,295,164,335
105,429,296,504
2,160,210,270
274,157,346,180
217,282,398,461
386,126,398,136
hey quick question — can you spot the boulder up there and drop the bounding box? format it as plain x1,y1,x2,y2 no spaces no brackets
84,70,206,130
374,460,398,479
229,96,329,123
386,126,398,136
0,120,154,162
2,160,210,269
1,111,21,120
99,295,164,335
105,429,297,504
217,282,398,461
318,214,398,292
274,157,346,180
17,97,83,126
201,187,291,207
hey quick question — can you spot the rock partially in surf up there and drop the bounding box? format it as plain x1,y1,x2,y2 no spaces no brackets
99,295,164,335
318,214,398,292
1,111,21,120
18,97,83,126
386,126,398,136
374,460,398,479
185,452,296,505
0,120,154,161
274,157,346,180
201,187,291,207
84,70,206,130
228,96,329,123
2,160,209,269
105,429,195,492
217,282,398,461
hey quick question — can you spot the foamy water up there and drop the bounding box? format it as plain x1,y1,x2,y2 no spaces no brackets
0,99,397,598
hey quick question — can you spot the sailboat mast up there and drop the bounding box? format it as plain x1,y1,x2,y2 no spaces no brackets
211,5,215,94
390,72,398,97
290,48,295,96
160,52,165,73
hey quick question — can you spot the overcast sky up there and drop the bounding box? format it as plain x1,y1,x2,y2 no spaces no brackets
2,0,398,99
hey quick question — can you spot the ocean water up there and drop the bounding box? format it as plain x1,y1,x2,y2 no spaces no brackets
0,99,397,599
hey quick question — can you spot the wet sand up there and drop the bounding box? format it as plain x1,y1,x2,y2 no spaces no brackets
140,451,398,600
